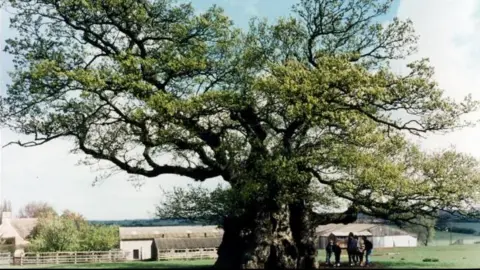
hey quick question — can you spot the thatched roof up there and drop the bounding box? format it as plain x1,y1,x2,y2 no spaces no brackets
119,225,223,240
11,219,37,239
0,213,38,246
153,237,222,250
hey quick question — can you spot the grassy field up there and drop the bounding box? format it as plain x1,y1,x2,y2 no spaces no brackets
431,231,480,246
14,244,480,269
11,260,215,269
317,244,480,268
48,260,214,269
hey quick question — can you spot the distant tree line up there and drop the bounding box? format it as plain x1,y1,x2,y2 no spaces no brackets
89,219,195,227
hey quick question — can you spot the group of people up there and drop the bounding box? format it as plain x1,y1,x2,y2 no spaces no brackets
324,232,373,267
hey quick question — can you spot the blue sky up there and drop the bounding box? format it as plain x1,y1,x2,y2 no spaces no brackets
1,0,480,220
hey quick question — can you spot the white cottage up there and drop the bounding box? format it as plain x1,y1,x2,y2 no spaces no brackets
0,212,38,252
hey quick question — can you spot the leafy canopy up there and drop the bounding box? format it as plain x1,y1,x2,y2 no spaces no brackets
29,211,119,252
1,0,480,222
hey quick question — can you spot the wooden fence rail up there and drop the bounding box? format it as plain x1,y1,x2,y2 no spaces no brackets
0,253,11,266
14,251,127,266
157,248,218,261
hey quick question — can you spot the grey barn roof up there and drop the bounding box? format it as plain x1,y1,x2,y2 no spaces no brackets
316,223,414,237
119,225,223,240
154,237,222,250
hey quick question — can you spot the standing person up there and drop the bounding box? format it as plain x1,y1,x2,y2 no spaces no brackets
363,236,373,266
356,236,365,266
347,233,357,266
325,239,334,266
333,241,342,267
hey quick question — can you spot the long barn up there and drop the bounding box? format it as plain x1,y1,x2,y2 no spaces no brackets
316,223,417,249
119,225,223,261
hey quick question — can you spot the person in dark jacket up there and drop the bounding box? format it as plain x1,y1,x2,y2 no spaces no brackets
333,241,342,267
363,236,373,266
347,233,357,266
325,239,334,266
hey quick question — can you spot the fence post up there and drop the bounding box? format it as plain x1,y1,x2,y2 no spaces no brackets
74,252,77,264
56,252,59,265
36,253,39,265
108,250,112,262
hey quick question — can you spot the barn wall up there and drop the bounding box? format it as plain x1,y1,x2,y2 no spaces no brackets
372,236,417,248
369,225,411,237
120,239,154,260
151,241,157,261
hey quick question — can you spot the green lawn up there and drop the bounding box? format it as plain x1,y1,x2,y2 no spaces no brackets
431,231,480,246
14,260,215,269
12,245,480,269
50,260,214,269
317,244,480,269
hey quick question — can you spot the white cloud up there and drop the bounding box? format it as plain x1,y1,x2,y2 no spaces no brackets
393,0,480,156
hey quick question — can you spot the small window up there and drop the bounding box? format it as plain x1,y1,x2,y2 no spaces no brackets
204,233,207,237
133,249,140,259
175,249,186,253
187,233,191,238
3,238,14,245
161,234,165,238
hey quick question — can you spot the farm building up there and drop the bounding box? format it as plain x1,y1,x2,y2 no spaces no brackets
151,237,222,261
119,225,223,261
0,212,37,253
316,223,417,249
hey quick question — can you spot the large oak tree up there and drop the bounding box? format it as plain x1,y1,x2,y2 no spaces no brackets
2,0,480,268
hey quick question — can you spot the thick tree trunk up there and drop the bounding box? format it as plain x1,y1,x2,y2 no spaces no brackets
243,205,298,269
214,203,318,269
290,202,318,269
214,216,246,269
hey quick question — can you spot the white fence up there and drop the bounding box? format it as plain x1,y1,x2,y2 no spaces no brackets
14,251,127,266
0,253,11,266
157,248,218,261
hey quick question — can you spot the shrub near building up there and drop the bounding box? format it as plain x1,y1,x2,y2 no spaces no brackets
28,211,119,252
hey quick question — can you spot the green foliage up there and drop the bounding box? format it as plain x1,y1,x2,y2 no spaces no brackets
448,227,477,235
155,184,248,226
28,214,119,252
1,0,480,229
18,201,57,218
399,217,437,246
29,216,81,252
155,182,341,226
79,225,119,251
